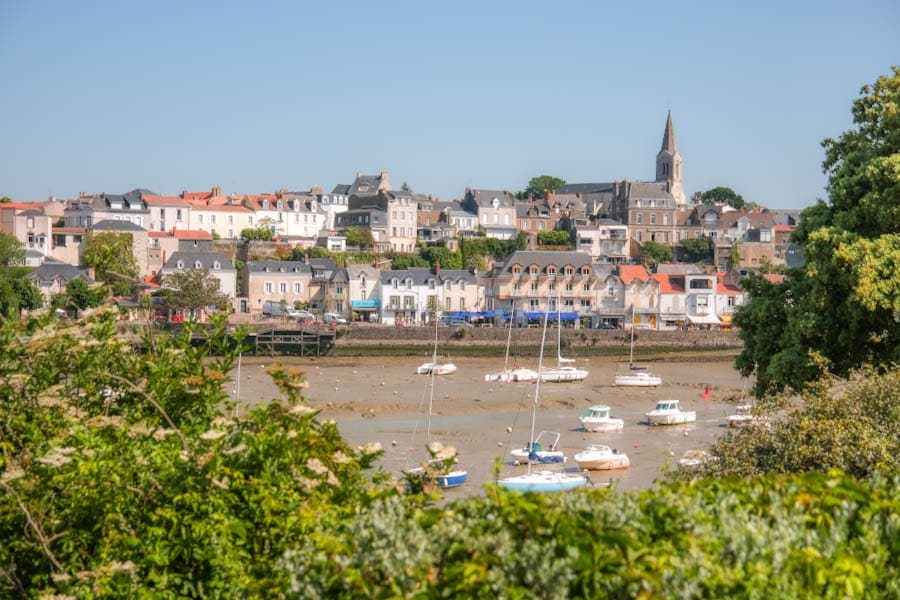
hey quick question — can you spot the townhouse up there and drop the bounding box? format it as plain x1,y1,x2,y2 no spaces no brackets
378,265,479,325
244,260,312,315
461,188,517,240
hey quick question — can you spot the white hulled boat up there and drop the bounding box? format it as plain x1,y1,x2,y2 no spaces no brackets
645,399,696,426
579,404,624,432
498,312,587,493
485,309,540,383
540,293,588,383
574,445,630,470
613,311,661,387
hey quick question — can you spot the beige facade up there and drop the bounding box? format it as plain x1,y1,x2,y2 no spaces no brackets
245,261,312,314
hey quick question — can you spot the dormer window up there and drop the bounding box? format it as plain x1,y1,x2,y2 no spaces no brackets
405,279,412,290
564,266,574,277
392,278,399,289
529,266,538,277
428,279,436,290
276,201,283,210
213,261,221,270
176,260,184,269
512,266,522,278
262,200,269,210
194,260,202,269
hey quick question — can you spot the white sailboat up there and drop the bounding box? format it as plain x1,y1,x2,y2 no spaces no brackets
498,312,588,493
405,310,467,489
484,309,539,383
540,293,588,383
613,309,661,387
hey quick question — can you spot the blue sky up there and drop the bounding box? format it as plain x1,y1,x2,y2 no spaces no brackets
1,1,897,208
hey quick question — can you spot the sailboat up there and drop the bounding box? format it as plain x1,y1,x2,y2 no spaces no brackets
484,308,539,383
405,309,468,489
498,312,588,493
613,309,661,387
540,293,588,383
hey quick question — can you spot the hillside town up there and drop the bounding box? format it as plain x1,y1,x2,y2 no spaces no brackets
2,113,802,329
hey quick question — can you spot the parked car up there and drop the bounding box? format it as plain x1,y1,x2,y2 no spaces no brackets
442,319,473,328
287,309,315,322
323,313,348,325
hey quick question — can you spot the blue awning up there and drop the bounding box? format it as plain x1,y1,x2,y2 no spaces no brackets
523,311,580,321
351,300,380,309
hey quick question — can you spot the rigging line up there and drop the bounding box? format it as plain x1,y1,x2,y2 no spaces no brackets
501,381,533,467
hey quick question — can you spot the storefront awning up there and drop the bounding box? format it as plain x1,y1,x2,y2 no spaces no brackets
351,300,380,309
687,313,721,324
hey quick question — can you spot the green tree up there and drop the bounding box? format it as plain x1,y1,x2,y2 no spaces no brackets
729,242,742,269
679,236,712,262
640,241,673,268
687,367,899,480
0,231,25,266
401,181,411,192
240,226,273,241
344,225,374,250
386,252,429,270
0,234,42,318
536,230,571,247
696,186,746,208
735,68,900,394
522,175,566,200
0,196,11,204
419,246,463,270
162,268,231,315
52,277,106,315
81,232,139,296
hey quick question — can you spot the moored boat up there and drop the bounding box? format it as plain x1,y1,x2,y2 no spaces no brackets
510,430,566,464
613,368,662,387
645,399,696,426
579,404,624,432
574,444,630,470
417,361,457,375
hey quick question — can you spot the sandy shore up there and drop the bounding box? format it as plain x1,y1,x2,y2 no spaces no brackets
231,354,747,496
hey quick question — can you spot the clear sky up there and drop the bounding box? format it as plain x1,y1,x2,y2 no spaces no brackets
1,1,897,209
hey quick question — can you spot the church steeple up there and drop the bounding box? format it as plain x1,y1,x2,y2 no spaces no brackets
656,110,684,204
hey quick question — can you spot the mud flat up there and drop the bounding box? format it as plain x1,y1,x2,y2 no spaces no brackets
231,354,746,497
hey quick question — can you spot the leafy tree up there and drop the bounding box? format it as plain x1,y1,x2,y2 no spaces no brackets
386,252,429,270
522,175,566,200
729,242,741,269
687,367,898,480
162,268,231,314
53,277,107,314
640,241,673,268
0,312,394,596
0,196,11,204
240,226,273,241
419,246,463,270
0,231,25,266
401,181,411,192
536,230,571,247
679,236,712,262
344,225,374,250
735,68,900,394
81,232,139,296
696,186,746,208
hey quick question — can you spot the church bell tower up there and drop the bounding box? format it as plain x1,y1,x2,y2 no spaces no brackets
655,111,685,204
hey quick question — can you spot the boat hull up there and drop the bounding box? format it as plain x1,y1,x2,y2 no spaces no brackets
485,368,540,383
437,469,468,488
645,411,697,425
614,373,662,387
574,454,630,471
540,367,588,383
417,362,457,375
510,449,566,464
580,418,624,432
497,471,587,493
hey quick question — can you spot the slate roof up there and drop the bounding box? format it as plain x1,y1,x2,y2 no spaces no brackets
497,251,594,274
163,251,234,270
659,111,677,154
18,208,44,217
624,182,672,200
656,263,703,275
468,189,515,208
93,219,147,232
331,184,351,195
555,183,613,195
379,267,477,285
247,261,311,275
345,264,379,280
595,218,626,227
28,263,93,285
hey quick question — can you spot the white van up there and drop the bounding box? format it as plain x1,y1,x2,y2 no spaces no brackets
323,312,348,325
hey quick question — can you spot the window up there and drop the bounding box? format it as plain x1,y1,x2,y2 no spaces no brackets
26,217,34,228
403,296,414,309
636,213,643,225
211,215,216,225
522,219,530,229
537,221,545,230
392,279,399,290
264,282,273,293
650,214,657,225
530,282,538,292
213,261,221,270
405,279,412,290
389,295,400,309
176,209,183,221
248,216,254,225
194,260,202,269
228,215,234,225
637,231,643,242
564,267,574,277
294,282,302,294
176,260,184,269
278,282,286,294
565,283,573,292
335,285,343,294
549,283,556,292
663,214,669,225
198,215,204,224
529,266,538,277
583,283,590,291
459,280,465,291
227,230,233,238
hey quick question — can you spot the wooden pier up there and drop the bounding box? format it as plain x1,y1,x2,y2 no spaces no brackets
248,325,337,357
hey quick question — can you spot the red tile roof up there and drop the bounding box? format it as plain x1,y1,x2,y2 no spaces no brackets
773,225,795,232
0,202,41,210
172,229,213,240
51,227,86,234
763,273,787,284
716,272,741,293
144,194,191,207
148,231,174,238
618,264,650,283
652,273,684,293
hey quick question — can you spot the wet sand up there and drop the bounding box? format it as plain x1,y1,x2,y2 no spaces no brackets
231,354,746,497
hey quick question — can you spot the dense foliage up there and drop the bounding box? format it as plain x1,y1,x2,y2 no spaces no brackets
520,174,566,200
284,472,898,598
342,225,374,250
161,268,231,313
685,367,899,480
679,235,712,262
695,186,747,208
640,240,673,268
51,277,106,315
0,234,43,318
736,67,900,394
537,230,571,247
80,232,139,296
0,312,394,596
240,226,273,241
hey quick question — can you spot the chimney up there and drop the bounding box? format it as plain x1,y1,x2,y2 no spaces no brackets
434,262,441,276
212,185,221,197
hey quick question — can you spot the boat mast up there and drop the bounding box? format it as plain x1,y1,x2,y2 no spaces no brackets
427,301,440,442
556,288,563,367
502,306,514,372
529,309,550,476
629,306,635,368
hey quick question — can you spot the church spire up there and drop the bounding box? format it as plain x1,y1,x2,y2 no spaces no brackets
660,110,677,154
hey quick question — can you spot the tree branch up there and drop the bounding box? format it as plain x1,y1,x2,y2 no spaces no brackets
1,481,64,573
105,373,190,453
